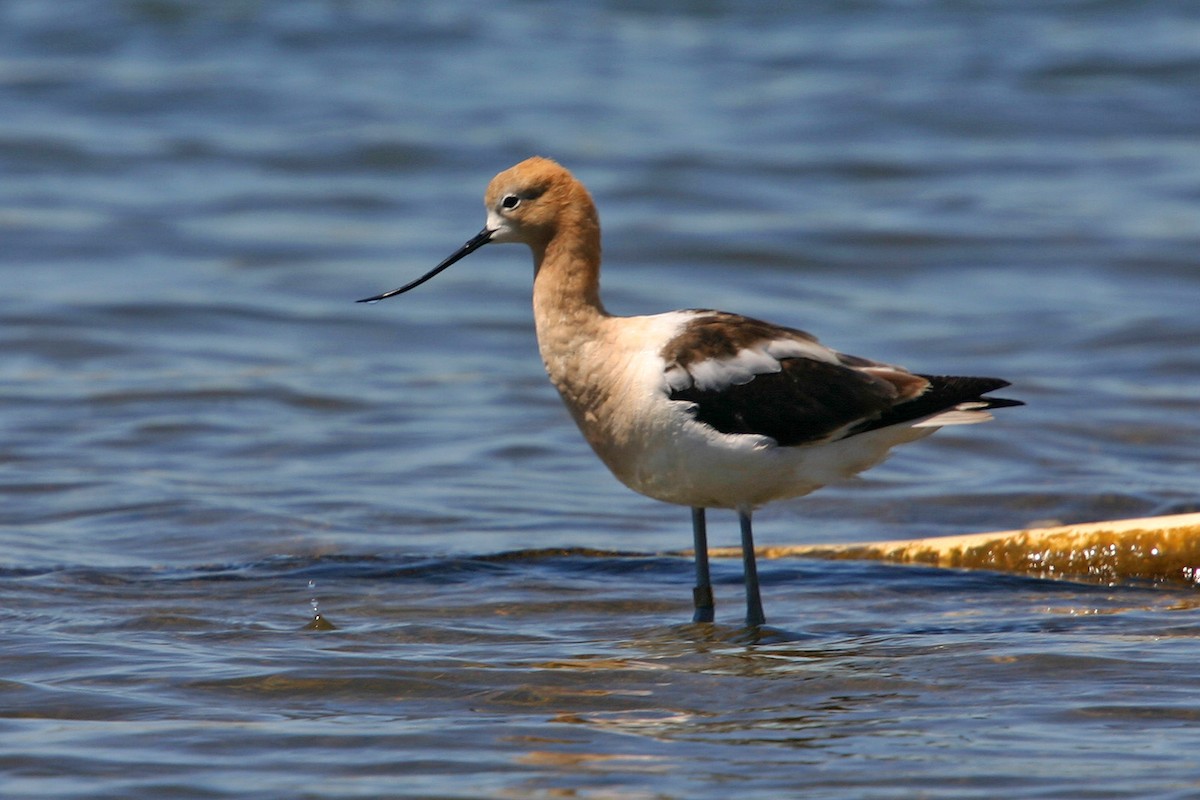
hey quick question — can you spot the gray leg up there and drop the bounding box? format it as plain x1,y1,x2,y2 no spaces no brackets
739,508,766,627
691,507,714,623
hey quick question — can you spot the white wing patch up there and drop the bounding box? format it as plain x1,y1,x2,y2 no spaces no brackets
763,338,840,364
667,336,841,393
688,347,780,391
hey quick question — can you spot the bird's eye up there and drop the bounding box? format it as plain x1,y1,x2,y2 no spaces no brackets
501,194,521,210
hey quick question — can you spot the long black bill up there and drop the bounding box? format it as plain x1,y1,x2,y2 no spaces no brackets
357,227,493,303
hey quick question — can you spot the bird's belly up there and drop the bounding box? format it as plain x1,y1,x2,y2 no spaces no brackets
581,396,936,511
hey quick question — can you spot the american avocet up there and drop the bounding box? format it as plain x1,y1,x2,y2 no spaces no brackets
361,157,1021,628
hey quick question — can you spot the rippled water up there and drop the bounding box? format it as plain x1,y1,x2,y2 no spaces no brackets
4,1,1200,797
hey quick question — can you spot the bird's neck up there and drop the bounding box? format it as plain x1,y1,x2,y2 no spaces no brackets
530,202,608,337
529,204,613,409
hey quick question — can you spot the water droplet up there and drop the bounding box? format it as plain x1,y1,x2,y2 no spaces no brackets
301,579,335,629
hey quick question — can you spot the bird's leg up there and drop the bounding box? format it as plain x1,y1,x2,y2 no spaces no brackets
690,507,714,623
738,508,766,627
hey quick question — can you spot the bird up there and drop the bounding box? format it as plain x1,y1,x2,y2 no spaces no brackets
359,156,1021,628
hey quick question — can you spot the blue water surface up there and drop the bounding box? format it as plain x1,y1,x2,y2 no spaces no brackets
2,1,1200,798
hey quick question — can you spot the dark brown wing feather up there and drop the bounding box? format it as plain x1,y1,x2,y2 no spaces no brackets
661,311,1021,446
668,358,894,445
670,360,1020,446
847,374,1021,437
